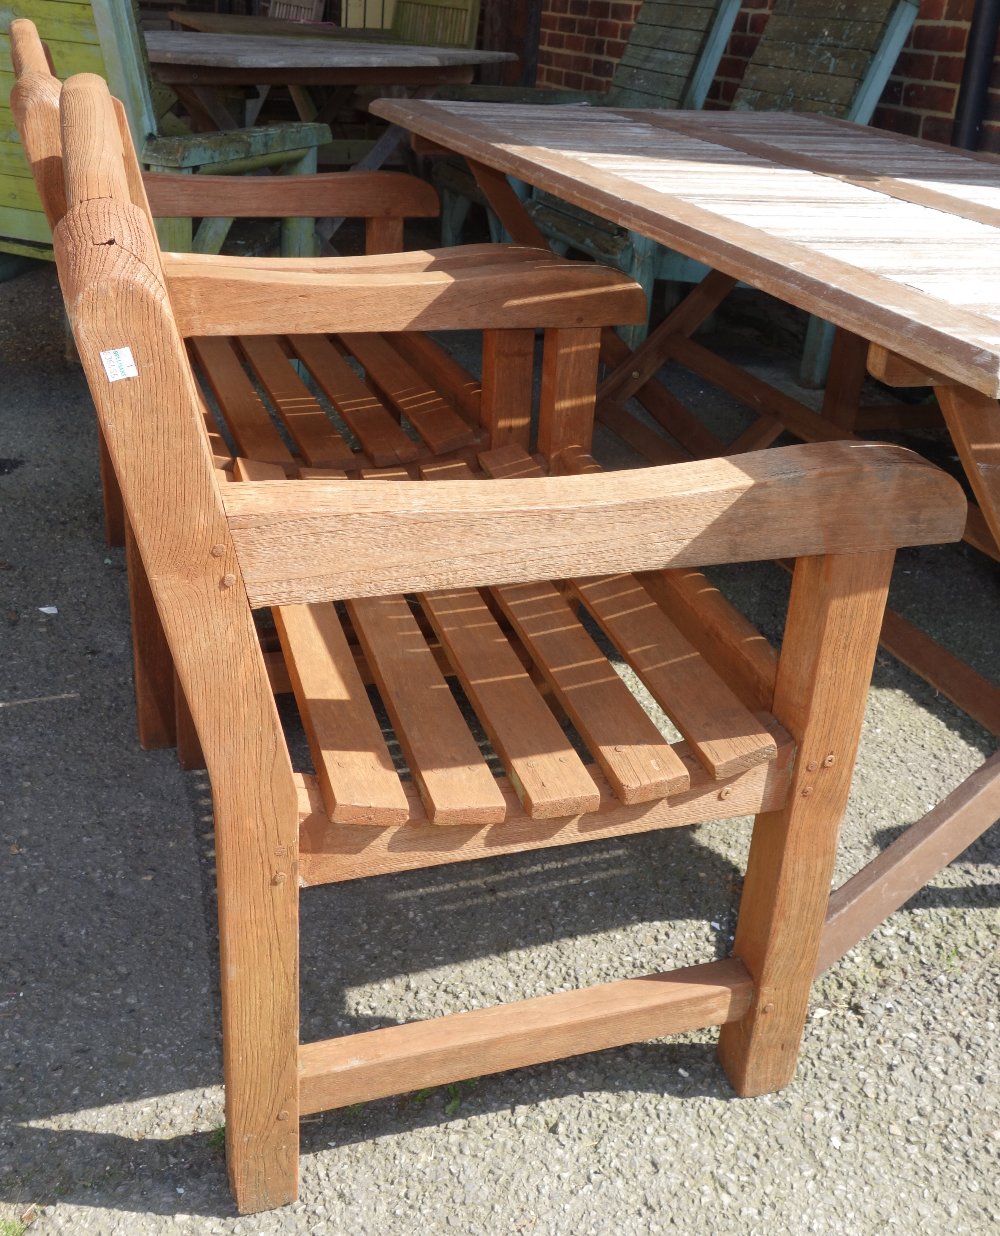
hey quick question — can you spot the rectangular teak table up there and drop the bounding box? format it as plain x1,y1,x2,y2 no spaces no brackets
372,98,1000,968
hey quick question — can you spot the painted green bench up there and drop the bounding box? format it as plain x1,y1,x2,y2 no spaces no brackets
1,0,330,273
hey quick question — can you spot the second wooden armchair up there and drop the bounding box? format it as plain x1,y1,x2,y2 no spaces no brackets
50,70,966,1214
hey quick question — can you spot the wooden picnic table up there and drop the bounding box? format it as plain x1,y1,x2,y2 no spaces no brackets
372,97,1000,966
144,31,514,169
144,31,513,92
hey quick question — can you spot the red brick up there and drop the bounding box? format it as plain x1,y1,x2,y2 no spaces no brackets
875,107,923,137
902,81,958,113
880,78,904,107
945,0,974,18
917,0,948,18
716,54,746,81
932,52,965,84
912,23,968,54
920,115,956,143
894,49,936,80
729,33,759,59
564,71,584,89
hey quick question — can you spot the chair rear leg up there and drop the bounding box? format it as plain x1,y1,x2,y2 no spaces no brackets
718,549,895,1095
124,522,177,750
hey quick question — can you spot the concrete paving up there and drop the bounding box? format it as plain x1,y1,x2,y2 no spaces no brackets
1,261,998,1235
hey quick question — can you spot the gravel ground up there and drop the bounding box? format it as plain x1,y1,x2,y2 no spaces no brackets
1,262,998,1236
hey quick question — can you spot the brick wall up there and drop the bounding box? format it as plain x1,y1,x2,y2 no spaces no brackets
535,0,1000,153
537,0,641,91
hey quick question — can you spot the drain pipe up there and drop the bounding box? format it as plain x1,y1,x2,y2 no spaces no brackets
952,0,1000,149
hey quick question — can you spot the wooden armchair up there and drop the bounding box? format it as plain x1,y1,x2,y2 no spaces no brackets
51,71,966,1214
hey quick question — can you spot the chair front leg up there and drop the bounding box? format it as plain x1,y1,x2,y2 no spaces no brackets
215,787,301,1213
718,548,895,1095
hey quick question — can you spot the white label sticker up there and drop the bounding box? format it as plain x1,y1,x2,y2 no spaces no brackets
100,347,138,382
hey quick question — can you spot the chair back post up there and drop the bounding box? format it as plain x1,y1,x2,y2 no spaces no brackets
54,73,301,1212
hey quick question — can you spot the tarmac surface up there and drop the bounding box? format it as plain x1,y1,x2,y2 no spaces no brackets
1,260,998,1235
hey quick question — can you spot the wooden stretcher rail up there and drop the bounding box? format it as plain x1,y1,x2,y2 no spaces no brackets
298,958,754,1114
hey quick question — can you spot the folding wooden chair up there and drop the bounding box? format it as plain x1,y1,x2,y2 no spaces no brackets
51,70,965,1213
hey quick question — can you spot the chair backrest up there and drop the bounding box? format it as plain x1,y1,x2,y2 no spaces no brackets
391,0,481,48
733,0,920,124
268,0,327,20
2,0,159,260
607,0,742,110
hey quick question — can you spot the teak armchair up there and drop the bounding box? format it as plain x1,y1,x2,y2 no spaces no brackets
52,71,965,1214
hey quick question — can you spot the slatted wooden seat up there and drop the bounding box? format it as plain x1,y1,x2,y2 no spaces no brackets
51,70,967,1214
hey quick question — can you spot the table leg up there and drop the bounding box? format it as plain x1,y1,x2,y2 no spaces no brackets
936,384,1000,552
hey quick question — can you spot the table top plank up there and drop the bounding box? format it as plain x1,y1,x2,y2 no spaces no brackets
373,100,1000,395
145,31,514,71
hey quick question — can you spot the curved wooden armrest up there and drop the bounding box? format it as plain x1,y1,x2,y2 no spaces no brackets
143,170,439,220
165,248,647,335
222,442,967,607
162,243,555,276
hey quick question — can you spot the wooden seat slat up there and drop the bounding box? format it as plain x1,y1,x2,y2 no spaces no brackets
573,574,778,779
287,333,420,466
417,584,603,819
190,335,296,465
483,444,777,779
276,602,411,826
417,458,601,819
340,332,481,455
489,444,771,776
346,593,508,825
234,458,409,825
237,335,356,470
484,576,690,805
